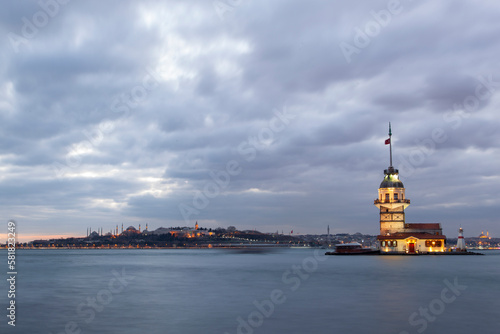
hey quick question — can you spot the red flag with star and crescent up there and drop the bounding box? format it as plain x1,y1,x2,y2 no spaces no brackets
385,138,391,145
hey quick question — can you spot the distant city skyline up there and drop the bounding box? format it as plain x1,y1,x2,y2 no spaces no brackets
1,1,499,243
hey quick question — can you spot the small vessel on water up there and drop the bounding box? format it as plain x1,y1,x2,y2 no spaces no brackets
325,242,380,255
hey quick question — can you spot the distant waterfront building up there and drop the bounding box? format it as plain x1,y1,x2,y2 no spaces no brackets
375,124,446,254
148,222,214,238
479,231,490,239
122,226,141,236
89,231,100,239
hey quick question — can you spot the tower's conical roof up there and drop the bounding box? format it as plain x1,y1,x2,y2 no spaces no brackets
380,167,404,188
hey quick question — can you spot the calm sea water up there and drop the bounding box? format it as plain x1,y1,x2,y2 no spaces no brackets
1,248,499,334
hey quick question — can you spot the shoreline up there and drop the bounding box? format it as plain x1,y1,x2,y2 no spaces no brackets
0,244,306,250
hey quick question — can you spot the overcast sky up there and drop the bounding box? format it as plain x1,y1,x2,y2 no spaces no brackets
1,0,499,242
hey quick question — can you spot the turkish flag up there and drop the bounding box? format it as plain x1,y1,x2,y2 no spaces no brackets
385,138,391,145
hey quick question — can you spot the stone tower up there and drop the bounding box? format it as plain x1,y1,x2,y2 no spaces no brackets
374,123,410,235
374,166,410,235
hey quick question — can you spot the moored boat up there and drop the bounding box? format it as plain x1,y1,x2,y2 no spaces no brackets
325,242,380,255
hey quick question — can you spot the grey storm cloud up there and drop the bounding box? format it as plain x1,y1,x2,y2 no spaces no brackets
0,0,499,241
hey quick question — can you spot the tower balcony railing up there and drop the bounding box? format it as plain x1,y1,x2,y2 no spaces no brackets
374,199,410,204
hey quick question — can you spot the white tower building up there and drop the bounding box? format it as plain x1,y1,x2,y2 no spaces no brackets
456,227,466,252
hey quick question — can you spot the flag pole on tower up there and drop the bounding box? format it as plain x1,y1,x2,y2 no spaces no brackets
385,122,393,167
389,122,392,167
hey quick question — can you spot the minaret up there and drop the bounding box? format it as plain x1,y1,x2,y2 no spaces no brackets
374,123,410,235
456,227,466,252
195,221,199,230
327,225,331,246
139,224,141,233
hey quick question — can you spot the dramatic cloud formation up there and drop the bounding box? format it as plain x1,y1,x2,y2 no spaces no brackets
1,0,499,241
